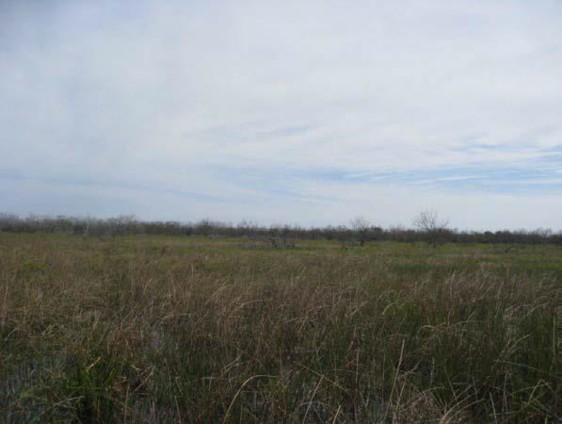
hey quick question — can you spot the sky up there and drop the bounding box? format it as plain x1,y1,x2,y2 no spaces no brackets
1,0,562,230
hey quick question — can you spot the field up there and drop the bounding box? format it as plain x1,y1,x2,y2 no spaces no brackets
0,233,559,423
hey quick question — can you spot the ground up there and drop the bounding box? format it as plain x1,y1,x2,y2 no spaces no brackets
0,233,559,423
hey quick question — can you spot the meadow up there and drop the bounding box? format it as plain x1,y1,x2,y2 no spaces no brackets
0,233,559,423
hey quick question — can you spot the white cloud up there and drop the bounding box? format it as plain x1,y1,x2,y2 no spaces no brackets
1,0,561,228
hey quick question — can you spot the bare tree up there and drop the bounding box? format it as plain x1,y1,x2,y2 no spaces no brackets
413,210,450,248
196,219,214,237
350,216,370,246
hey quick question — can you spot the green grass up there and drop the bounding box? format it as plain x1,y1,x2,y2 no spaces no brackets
0,233,559,423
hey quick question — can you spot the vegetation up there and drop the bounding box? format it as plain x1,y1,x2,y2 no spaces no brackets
0,213,561,246
413,210,450,248
0,233,559,423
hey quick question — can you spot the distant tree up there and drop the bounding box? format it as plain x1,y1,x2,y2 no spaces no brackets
0,213,19,232
237,220,259,237
106,214,137,237
196,219,214,237
552,231,562,246
413,210,450,248
350,216,370,246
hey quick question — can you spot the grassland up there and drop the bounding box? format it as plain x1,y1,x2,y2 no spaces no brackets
0,233,559,423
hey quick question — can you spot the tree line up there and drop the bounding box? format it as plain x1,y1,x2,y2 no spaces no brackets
1,212,560,246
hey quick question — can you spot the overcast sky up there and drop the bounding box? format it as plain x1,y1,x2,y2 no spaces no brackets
1,0,561,230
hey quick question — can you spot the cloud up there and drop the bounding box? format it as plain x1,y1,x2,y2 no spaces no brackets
1,0,561,229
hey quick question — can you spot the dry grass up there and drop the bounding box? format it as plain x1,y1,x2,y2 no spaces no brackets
0,234,559,423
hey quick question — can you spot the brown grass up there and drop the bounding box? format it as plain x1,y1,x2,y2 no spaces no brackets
0,234,559,423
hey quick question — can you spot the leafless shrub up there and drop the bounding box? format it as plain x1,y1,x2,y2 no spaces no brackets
413,210,451,247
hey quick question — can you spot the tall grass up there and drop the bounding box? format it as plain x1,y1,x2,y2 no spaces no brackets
0,235,559,423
